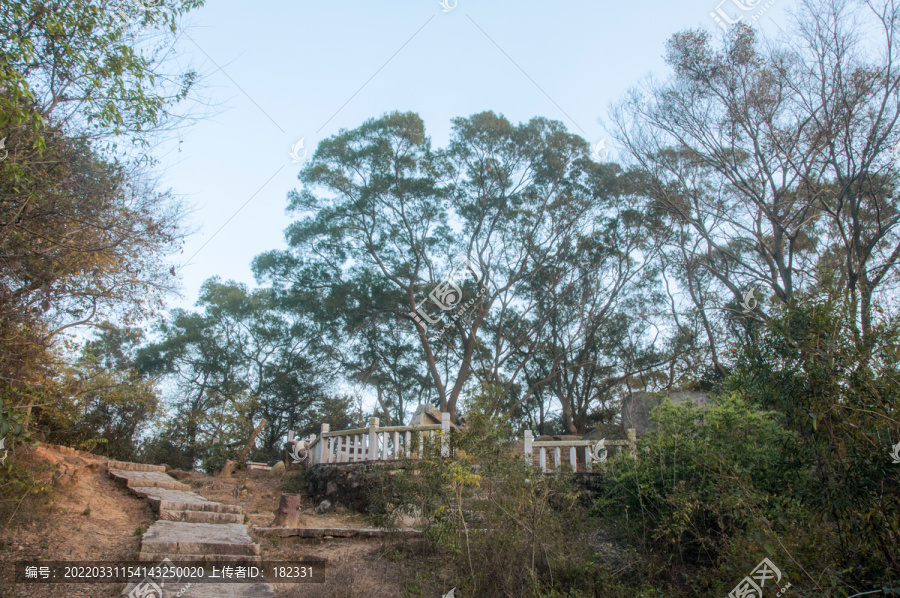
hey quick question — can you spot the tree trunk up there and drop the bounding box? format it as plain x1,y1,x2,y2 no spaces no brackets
219,419,268,478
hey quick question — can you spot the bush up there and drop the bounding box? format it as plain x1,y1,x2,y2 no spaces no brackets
369,393,604,597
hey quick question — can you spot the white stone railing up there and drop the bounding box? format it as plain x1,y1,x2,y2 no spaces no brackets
524,428,637,473
301,414,452,465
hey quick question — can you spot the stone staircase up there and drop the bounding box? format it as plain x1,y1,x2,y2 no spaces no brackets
108,460,276,598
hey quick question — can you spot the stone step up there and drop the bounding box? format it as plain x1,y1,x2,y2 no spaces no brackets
136,552,261,563
108,460,167,472
109,469,192,491
123,580,275,597
252,525,422,539
141,521,260,557
160,509,244,524
129,488,243,515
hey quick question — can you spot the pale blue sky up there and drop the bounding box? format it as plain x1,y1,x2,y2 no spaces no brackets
154,0,792,311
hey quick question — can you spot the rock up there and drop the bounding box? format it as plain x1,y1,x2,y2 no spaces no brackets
168,469,193,481
621,390,711,437
409,404,460,430
51,462,81,487
315,500,332,514
326,481,338,495
271,461,285,475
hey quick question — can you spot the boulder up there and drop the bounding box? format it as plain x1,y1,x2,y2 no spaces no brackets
409,404,460,431
621,390,711,437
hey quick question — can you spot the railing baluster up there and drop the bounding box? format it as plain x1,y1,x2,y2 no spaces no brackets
539,447,547,473
554,447,560,470
368,418,378,461
524,431,533,468
569,446,576,470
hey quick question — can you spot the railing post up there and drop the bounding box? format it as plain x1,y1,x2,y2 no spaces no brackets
441,412,451,457
318,424,329,464
524,430,533,467
627,428,637,457
368,417,379,461
287,430,295,442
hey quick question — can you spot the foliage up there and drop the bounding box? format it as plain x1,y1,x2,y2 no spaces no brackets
0,0,202,454
595,394,811,580
36,325,161,460
282,469,308,494
367,395,603,597
724,291,900,586
137,279,335,468
254,110,668,428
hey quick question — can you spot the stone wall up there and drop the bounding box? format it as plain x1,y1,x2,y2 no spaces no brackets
306,462,411,513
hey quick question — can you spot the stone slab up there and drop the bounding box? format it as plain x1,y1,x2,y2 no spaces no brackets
141,521,260,556
251,526,422,539
136,553,261,563
129,488,243,515
109,469,191,491
108,460,167,472
160,509,244,524
122,581,275,597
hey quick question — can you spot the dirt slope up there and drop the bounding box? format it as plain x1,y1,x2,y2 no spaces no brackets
0,446,408,598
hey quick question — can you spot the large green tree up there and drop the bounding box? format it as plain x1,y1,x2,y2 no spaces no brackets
256,111,667,424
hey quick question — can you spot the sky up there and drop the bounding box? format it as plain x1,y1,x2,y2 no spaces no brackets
150,0,794,313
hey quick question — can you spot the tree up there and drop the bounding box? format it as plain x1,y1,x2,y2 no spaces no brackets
256,111,651,423
49,324,160,459
611,0,900,352
0,0,202,416
138,279,333,465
